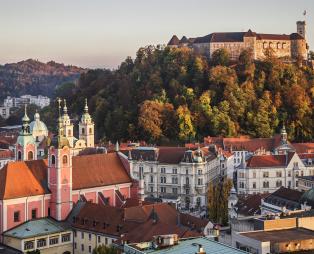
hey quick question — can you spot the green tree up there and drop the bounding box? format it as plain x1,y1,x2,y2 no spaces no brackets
92,244,118,254
176,105,195,141
211,48,230,66
208,178,233,225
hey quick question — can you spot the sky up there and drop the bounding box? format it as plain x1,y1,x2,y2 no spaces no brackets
0,0,313,69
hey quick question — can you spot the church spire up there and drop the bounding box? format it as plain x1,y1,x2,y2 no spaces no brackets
21,105,31,135
57,98,63,137
84,98,89,113
63,99,68,115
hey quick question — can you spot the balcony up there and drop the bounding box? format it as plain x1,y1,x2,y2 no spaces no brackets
183,184,190,189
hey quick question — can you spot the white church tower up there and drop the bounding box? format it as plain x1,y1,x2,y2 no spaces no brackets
79,99,95,148
61,99,74,147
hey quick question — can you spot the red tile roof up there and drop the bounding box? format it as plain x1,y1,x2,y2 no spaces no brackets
236,193,268,216
246,154,288,168
73,202,205,244
72,153,132,190
0,150,14,159
292,143,314,154
0,153,132,200
0,160,49,199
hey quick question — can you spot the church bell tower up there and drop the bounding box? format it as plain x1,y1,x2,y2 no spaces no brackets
79,99,95,148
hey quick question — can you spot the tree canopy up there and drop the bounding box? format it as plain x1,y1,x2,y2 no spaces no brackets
16,46,314,144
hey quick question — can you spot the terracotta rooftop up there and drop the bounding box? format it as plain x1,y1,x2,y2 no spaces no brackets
246,153,294,168
72,153,132,190
292,143,314,154
0,150,14,159
0,152,132,200
0,160,49,200
72,202,207,243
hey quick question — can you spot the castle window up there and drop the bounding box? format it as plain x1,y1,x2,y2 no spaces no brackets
263,42,268,49
277,42,281,49
82,128,85,135
51,155,56,165
63,155,68,165
28,151,33,160
18,151,22,161
89,128,92,134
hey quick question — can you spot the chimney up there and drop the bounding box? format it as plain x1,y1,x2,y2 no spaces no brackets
196,244,206,254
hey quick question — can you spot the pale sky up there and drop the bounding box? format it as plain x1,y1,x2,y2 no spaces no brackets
0,0,313,68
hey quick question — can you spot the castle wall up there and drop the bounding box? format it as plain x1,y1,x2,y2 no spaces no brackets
210,42,248,61
255,40,291,59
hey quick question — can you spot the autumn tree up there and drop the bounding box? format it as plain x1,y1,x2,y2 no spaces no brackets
176,105,195,141
211,48,230,66
208,178,233,225
93,245,118,254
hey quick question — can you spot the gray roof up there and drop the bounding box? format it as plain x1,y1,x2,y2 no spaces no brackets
128,237,247,254
4,218,70,239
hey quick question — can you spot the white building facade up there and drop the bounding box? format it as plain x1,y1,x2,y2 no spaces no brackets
237,152,314,195
128,147,221,209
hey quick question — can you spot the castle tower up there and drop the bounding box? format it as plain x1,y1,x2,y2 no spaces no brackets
79,99,94,148
297,21,306,39
61,99,74,147
48,98,72,221
15,105,37,161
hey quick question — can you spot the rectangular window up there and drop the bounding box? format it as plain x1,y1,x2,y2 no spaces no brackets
161,167,166,174
276,171,282,177
263,172,269,178
253,182,256,189
150,186,153,193
24,241,34,250
62,233,71,243
172,168,177,174
81,232,84,239
89,246,92,253
37,238,46,248
288,171,291,177
31,209,37,219
74,242,77,249
253,172,256,178
49,237,59,245
89,233,91,241
276,181,282,188
172,188,178,194
186,169,189,175
81,244,84,251
105,238,108,245
14,211,20,222
161,187,166,193
98,236,101,243
150,175,154,183
74,230,77,237
150,167,153,173
198,170,202,175
263,181,269,188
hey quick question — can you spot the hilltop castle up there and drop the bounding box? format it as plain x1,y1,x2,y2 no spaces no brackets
168,21,308,61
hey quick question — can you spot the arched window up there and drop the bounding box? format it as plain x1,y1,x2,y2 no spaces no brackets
263,42,268,49
277,42,281,49
28,151,33,160
68,130,71,136
81,128,85,135
18,151,22,161
51,155,56,165
89,128,92,134
186,177,189,185
62,155,68,165
269,42,273,48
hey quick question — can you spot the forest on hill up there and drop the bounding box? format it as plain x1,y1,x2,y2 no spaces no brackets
0,59,84,99
7,46,314,144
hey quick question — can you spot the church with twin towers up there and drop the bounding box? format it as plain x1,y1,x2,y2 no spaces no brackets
15,98,95,162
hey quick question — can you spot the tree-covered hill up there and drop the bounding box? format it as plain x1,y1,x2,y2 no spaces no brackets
0,59,84,99
51,46,314,144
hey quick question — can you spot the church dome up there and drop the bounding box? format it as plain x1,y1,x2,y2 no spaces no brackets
30,113,48,141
